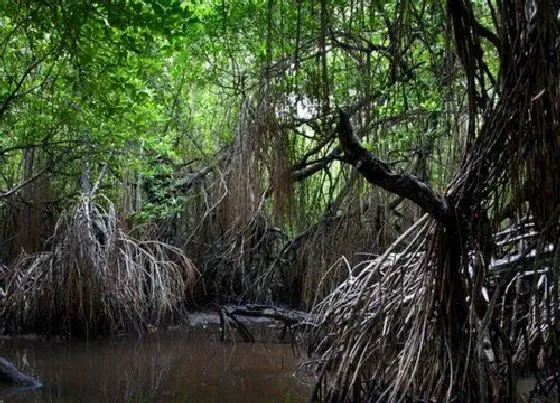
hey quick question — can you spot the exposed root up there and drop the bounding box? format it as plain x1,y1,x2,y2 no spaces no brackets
309,210,559,402
0,194,196,337
309,215,439,401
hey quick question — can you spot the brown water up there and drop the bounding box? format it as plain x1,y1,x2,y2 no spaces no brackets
0,323,312,403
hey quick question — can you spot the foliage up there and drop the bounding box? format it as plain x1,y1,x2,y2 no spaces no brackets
0,0,496,318
0,2,558,401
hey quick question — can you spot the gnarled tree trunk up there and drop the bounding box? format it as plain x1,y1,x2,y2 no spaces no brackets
310,1,560,401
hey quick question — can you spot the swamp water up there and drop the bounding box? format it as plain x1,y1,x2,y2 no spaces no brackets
0,318,311,402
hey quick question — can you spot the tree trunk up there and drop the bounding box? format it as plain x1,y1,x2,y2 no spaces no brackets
317,1,560,400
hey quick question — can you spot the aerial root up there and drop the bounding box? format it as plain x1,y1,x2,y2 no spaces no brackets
0,193,197,337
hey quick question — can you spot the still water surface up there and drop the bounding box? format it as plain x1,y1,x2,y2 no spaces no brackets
0,322,311,402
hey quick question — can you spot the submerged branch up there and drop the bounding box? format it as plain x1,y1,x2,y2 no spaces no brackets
0,357,42,389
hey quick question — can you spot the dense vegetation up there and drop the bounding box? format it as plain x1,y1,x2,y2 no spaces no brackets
0,0,558,401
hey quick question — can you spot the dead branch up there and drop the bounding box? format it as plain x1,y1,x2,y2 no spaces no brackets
220,304,315,343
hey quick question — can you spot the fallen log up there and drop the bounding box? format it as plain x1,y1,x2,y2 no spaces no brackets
219,304,315,343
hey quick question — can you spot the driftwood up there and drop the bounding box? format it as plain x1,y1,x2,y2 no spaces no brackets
219,304,315,343
0,357,42,390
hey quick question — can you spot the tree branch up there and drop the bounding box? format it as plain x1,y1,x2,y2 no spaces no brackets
337,109,452,226
0,166,50,199
474,21,500,50
290,148,341,182
0,57,41,124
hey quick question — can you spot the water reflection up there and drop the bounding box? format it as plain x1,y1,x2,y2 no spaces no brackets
0,325,311,402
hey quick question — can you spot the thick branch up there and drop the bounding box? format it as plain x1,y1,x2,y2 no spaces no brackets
337,109,452,226
474,21,500,50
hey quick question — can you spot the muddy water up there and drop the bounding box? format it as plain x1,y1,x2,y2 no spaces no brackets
0,321,312,402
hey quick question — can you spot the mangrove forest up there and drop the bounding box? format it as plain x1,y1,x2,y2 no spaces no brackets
0,0,559,401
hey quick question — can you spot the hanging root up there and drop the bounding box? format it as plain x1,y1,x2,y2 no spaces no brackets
0,194,196,337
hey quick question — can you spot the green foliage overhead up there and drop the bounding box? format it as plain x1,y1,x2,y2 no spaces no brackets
0,0,498,223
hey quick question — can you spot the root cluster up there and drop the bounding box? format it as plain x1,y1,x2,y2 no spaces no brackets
0,194,196,337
